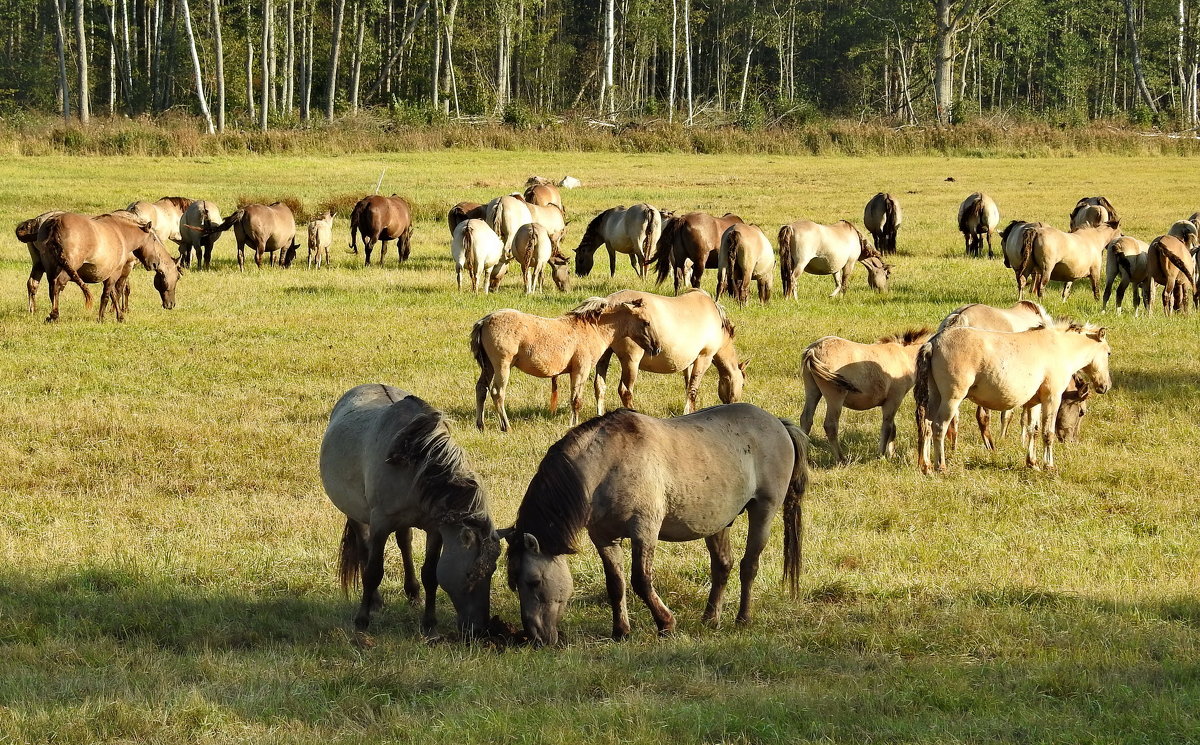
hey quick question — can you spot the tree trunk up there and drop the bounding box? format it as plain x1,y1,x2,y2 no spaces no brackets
351,2,365,112
1177,0,1189,124
260,0,270,130
284,0,294,113
75,0,90,123
246,0,255,119
683,0,692,123
441,0,457,115
737,0,756,112
933,0,954,126
667,0,676,122
54,0,71,120
430,0,440,107
365,0,428,100
603,0,614,115
120,0,133,111
1123,0,1157,112
326,0,346,118
180,0,215,132
210,0,225,130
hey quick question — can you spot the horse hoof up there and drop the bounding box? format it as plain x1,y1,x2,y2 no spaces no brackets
353,615,370,632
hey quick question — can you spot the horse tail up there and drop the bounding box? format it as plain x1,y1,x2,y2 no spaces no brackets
470,317,492,381
44,217,94,309
1116,249,1134,282
1016,224,1039,278
883,195,898,235
1163,243,1196,291
653,217,679,286
726,227,747,297
338,518,363,594
914,342,933,470
348,201,364,251
489,199,505,237
779,418,809,597
778,224,795,297
642,206,661,267
959,195,983,235
463,223,477,275
802,347,861,393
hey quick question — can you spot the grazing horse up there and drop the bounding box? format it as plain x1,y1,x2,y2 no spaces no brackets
717,224,775,304
958,192,1001,258
1000,220,1048,296
1102,235,1151,314
1026,221,1121,301
471,298,661,431
575,204,663,279
486,195,533,257
653,211,745,294
208,202,299,270
1070,204,1110,230
1071,196,1120,227
596,289,747,414
319,384,501,633
512,222,570,293
448,201,486,235
915,322,1111,472
179,200,223,269
16,210,64,312
307,211,335,268
37,211,181,322
525,202,568,254
863,193,902,254
126,196,192,248
1147,234,1196,314
452,219,507,293
801,328,932,462
524,176,563,210
777,219,890,298
349,195,414,266
503,404,808,645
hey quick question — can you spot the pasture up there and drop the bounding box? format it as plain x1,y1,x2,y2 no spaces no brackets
1,151,1198,744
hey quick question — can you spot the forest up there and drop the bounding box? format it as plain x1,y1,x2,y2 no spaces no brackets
1,0,1199,131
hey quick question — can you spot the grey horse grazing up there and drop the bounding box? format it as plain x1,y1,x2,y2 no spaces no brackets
319,384,501,633
863,193,902,254
504,404,808,646
575,204,664,279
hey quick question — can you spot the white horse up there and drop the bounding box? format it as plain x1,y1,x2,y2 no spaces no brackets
575,204,664,278
179,200,223,269
777,219,889,298
958,192,1001,258
307,211,335,269
452,219,507,293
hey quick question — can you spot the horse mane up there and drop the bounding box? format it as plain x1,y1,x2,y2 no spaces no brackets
158,196,193,211
525,175,553,187
1015,300,1053,325
564,296,610,322
878,327,931,346
384,397,491,531
711,296,736,338
960,193,985,235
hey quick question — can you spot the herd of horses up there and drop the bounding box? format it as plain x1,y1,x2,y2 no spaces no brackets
17,179,1189,646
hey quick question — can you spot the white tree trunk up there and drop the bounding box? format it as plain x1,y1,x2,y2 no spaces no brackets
668,0,676,122
210,0,226,131
683,0,692,124
75,0,90,123
180,0,216,132
54,0,71,120
260,0,270,130
326,0,346,118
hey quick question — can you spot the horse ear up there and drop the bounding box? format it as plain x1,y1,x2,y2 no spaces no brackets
622,298,645,309
523,533,541,555
1095,327,1107,341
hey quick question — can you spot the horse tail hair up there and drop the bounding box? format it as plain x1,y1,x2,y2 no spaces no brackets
1017,224,1039,278
1116,249,1134,282
959,194,983,235
44,217,94,309
463,224,477,275
210,209,243,238
470,317,492,382
726,227,746,297
802,347,861,393
338,518,363,594
778,224,795,297
642,206,661,267
653,216,679,286
348,201,366,251
489,199,505,237
779,418,809,597
914,342,933,470
1163,242,1196,291
883,194,898,232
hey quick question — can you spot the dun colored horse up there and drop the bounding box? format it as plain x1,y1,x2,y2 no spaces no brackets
915,322,1111,472
777,219,889,298
1147,234,1196,314
208,202,299,270
1070,204,1110,230
179,200,223,269
307,211,334,268
1071,196,1119,227
349,195,414,266
471,298,662,431
863,193,902,254
1025,221,1122,301
524,176,563,210
575,204,663,279
16,210,64,313
801,328,932,462
512,222,570,293
653,212,745,294
999,220,1047,296
1102,235,1151,314
596,289,747,414
486,195,533,257
503,404,807,645
127,196,192,248
319,384,501,633
958,192,1001,258
717,224,776,304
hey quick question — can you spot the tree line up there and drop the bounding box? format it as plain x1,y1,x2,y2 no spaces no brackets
1,0,1199,130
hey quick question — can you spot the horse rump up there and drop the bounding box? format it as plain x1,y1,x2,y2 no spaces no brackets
801,347,861,394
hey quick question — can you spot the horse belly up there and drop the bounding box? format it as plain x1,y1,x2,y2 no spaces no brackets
514,343,573,377
804,257,834,275
967,373,1039,412
658,473,753,542
639,347,700,374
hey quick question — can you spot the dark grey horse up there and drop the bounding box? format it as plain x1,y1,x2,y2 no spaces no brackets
504,403,809,645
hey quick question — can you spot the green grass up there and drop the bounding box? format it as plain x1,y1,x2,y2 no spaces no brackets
1,151,1198,744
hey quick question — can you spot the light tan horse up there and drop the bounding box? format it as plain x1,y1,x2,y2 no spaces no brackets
1071,196,1120,227
208,202,299,270
37,211,181,322
915,322,1111,472
525,202,568,254
179,200,223,269
127,196,193,247
596,289,747,414
958,192,1001,258
801,328,932,462
486,195,533,256
777,219,889,298
575,204,664,279
16,210,64,312
470,298,662,431
717,224,775,305
1000,220,1048,297
1069,204,1109,230
1025,221,1122,300
511,222,570,293
307,211,335,268
1102,235,1151,314
452,218,507,293
1147,234,1196,314
863,193,902,254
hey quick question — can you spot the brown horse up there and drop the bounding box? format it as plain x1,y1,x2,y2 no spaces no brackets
470,298,662,432
349,194,414,266
208,202,299,270
524,176,563,210
653,212,745,294
1147,234,1196,314
16,210,64,313
37,211,181,322
448,201,486,235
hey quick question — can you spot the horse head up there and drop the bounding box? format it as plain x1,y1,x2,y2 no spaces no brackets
1056,374,1091,442
863,256,891,293
504,530,572,647
549,253,572,291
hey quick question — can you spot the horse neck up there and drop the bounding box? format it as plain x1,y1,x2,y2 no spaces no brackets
1055,332,1102,372
712,337,741,376
569,313,620,350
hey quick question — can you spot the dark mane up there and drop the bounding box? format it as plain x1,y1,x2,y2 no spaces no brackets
158,196,194,211
878,327,932,346
384,397,491,531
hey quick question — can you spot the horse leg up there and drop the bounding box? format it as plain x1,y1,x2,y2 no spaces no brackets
27,262,44,313
1041,395,1061,470
569,367,587,426
617,354,642,410
421,529,443,632
46,270,68,323
799,375,822,436
701,529,733,625
237,239,245,271
1090,268,1101,301
734,502,772,625
829,269,843,298
687,355,714,412
986,231,995,259
354,528,391,630
629,532,674,635
594,352,612,416
595,540,630,640
999,409,1013,440
976,406,995,451
879,397,901,458
931,397,960,473
396,528,421,603
255,246,265,269
689,260,703,290
490,359,513,433
1061,280,1074,302
364,237,374,266
947,413,958,454
822,393,846,463
551,375,562,413
98,279,113,322
475,361,491,430
1114,277,1128,313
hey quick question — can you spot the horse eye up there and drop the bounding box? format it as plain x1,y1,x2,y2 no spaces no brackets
527,579,540,589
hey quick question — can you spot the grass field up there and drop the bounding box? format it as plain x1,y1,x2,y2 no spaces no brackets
1,151,1198,744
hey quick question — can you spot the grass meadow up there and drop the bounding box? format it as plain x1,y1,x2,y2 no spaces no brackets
0,151,1198,744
